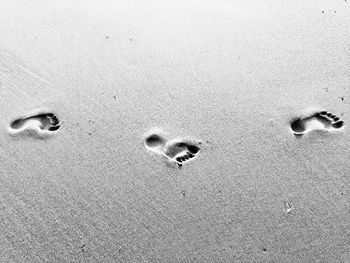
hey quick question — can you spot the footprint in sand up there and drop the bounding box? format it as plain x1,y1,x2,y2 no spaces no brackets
290,111,344,136
144,131,201,167
165,142,201,167
9,112,60,135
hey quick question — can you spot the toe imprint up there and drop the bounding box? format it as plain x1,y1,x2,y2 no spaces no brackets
332,121,344,129
34,113,60,131
163,139,202,167
173,149,199,167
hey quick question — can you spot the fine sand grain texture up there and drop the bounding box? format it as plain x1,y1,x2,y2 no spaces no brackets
0,0,350,262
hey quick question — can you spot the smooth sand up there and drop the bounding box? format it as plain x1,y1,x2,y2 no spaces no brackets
0,0,349,262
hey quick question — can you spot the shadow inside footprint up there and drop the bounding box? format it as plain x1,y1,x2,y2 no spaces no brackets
10,112,60,132
10,119,26,130
290,119,306,133
187,144,200,154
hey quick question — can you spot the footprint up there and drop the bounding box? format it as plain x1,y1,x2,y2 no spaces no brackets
290,111,344,136
9,112,60,134
144,130,202,167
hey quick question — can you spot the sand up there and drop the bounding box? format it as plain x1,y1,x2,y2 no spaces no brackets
0,0,349,262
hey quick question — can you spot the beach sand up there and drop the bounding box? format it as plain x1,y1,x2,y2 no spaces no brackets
0,0,349,262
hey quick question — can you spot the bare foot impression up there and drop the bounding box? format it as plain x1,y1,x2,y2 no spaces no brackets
164,141,201,167
290,111,344,136
8,112,60,136
144,130,202,167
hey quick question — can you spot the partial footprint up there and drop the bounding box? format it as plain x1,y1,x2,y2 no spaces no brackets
290,111,344,136
174,150,198,167
145,134,167,149
9,112,60,135
163,140,201,167
144,130,168,155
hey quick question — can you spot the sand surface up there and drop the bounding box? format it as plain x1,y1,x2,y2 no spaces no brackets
0,0,349,262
